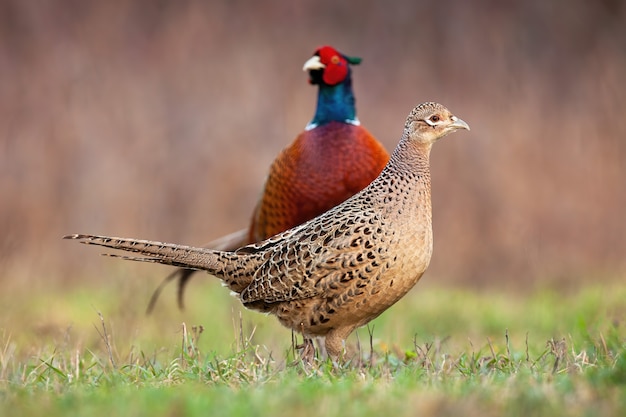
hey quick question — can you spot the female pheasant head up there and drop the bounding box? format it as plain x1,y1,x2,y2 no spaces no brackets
404,102,470,144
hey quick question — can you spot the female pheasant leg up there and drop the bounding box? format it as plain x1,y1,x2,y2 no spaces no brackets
325,325,357,363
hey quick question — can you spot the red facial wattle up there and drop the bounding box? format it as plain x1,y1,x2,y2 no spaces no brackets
316,46,349,86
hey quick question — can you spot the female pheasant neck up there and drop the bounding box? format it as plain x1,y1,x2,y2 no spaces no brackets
385,136,432,179
306,76,358,130
370,137,432,213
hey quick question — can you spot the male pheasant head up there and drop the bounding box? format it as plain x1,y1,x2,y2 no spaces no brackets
404,102,470,145
302,46,363,128
303,45,361,86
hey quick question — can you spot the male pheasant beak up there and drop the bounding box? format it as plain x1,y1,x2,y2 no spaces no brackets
303,55,325,71
449,116,470,132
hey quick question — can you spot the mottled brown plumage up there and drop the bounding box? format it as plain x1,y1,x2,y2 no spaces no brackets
65,102,469,361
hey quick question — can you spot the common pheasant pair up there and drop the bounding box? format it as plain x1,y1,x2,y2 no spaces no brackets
67,102,469,361
147,46,389,312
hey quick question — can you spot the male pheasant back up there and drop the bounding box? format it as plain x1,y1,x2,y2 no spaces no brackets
150,46,389,311
66,102,470,361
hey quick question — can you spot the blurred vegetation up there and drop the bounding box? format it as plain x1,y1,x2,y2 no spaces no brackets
1,0,625,293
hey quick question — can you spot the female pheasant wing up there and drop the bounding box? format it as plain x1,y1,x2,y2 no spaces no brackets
238,206,393,305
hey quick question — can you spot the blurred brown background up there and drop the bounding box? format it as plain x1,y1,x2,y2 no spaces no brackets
1,0,625,292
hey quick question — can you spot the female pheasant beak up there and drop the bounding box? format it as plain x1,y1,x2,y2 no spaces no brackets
303,55,325,71
450,116,470,132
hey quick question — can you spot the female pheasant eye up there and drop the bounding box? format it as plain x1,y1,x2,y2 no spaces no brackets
430,115,440,122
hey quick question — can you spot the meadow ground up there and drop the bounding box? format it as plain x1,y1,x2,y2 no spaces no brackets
1,267,624,417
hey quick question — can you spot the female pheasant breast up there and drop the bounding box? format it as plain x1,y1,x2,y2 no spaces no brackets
256,160,434,336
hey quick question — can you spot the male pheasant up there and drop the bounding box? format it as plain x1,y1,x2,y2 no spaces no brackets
148,46,389,312
66,102,470,361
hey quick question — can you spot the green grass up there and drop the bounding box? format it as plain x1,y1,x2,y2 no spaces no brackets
1,271,625,417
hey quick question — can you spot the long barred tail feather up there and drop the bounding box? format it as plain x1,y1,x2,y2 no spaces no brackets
102,253,208,270
63,234,221,272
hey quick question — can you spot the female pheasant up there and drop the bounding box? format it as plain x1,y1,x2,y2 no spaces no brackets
148,46,389,311
67,102,470,362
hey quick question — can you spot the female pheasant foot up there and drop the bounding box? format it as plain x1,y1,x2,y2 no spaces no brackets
295,337,316,364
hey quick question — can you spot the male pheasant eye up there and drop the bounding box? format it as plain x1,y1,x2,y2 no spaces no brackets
331,55,341,64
